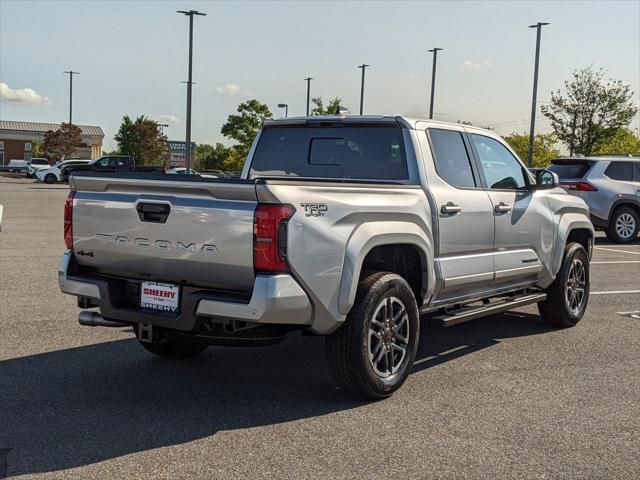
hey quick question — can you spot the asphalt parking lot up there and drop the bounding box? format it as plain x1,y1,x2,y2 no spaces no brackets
1,176,639,479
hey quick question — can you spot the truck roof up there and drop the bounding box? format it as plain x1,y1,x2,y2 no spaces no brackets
263,115,497,135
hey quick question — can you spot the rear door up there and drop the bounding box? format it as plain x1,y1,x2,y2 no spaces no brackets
423,127,495,298
468,132,553,285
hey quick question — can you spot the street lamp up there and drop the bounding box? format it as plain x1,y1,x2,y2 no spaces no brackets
62,70,79,124
357,64,370,115
527,22,550,168
277,103,288,118
428,48,443,120
177,9,206,173
304,77,313,116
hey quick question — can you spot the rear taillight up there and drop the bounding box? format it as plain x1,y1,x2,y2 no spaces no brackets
253,203,295,274
561,181,598,192
64,191,76,250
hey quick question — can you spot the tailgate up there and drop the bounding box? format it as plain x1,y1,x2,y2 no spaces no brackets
70,174,257,292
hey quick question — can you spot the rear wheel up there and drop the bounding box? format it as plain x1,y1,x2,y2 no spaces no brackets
139,338,208,358
538,242,590,327
44,173,57,184
325,272,419,399
606,207,639,243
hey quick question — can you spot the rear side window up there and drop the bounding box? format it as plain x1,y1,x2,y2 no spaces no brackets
548,161,593,179
428,129,476,188
604,161,634,181
250,126,408,180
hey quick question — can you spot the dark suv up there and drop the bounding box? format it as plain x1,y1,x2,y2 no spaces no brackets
549,156,640,243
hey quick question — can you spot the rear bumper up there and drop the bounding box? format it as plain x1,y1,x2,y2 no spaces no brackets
58,251,312,331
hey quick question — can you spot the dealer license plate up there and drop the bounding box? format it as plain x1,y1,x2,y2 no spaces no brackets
140,281,180,313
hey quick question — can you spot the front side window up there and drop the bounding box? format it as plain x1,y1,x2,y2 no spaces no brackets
428,128,476,188
250,126,408,181
470,134,527,190
604,161,634,182
95,157,113,168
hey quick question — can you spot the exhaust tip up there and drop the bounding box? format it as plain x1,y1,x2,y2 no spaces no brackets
78,311,128,328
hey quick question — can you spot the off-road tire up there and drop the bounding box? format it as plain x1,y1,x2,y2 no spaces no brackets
538,242,590,327
325,272,420,399
606,206,639,243
139,338,208,358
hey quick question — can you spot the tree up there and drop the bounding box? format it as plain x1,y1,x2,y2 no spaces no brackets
194,142,230,171
114,115,169,166
310,96,342,115
42,123,82,160
503,132,560,168
593,128,640,157
221,99,272,160
31,139,43,157
541,67,638,155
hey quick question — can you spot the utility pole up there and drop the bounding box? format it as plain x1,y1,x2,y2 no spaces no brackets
62,70,79,124
428,48,443,120
177,9,206,173
305,77,313,116
357,64,370,115
527,22,550,168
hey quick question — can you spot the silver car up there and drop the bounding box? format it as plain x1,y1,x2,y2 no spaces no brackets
549,157,640,243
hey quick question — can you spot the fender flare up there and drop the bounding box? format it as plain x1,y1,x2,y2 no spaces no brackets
337,221,435,315
552,214,594,275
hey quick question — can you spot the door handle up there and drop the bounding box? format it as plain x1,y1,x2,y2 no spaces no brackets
136,202,171,223
441,202,462,215
494,202,512,214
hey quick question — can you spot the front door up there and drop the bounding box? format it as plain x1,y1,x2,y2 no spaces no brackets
421,127,495,301
468,132,554,285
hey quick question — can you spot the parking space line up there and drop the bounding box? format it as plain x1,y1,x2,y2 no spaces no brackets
591,290,640,295
594,247,640,256
591,260,640,264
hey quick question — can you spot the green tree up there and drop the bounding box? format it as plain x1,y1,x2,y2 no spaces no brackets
114,115,169,166
503,132,561,168
31,139,43,157
310,96,342,115
541,67,638,155
42,123,82,160
593,128,640,156
221,99,272,160
194,142,230,171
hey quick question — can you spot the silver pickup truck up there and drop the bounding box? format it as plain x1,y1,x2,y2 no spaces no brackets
59,115,594,399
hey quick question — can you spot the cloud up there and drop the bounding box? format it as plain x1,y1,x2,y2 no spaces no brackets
215,83,242,96
459,60,491,72
156,114,179,124
0,82,53,106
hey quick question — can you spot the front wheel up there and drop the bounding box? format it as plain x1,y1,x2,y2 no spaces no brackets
44,173,57,184
538,242,590,327
325,272,420,399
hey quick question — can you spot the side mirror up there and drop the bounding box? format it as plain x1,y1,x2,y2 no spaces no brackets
534,169,559,190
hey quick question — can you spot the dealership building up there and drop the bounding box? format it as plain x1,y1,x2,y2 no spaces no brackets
0,120,104,164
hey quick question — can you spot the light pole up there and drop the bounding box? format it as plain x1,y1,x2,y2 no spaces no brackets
527,22,550,168
62,70,79,124
277,103,288,118
357,64,370,115
428,48,442,120
177,9,206,173
304,77,313,116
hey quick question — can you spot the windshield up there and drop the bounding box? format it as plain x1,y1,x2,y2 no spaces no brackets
250,125,408,181
548,161,593,179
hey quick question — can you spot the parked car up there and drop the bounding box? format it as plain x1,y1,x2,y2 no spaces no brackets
62,155,165,181
548,156,640,243
26,158,52,177
6,159,28,172
36,159,92,184
59,115,593,399
167,167,218,178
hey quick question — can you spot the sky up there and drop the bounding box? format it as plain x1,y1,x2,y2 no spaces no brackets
1,0,639,152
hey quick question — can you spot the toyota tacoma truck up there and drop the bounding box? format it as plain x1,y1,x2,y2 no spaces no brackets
59,115,594,399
